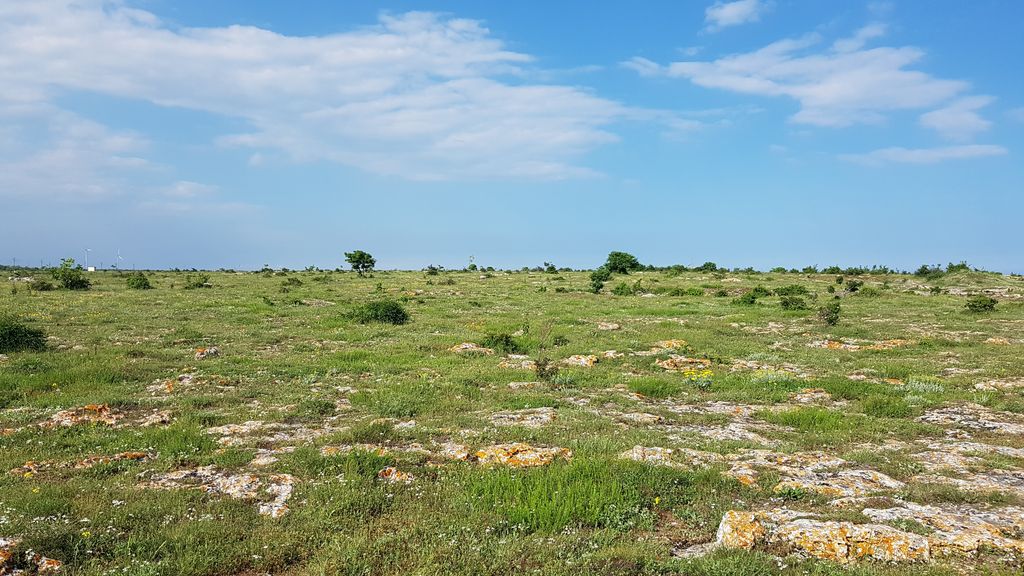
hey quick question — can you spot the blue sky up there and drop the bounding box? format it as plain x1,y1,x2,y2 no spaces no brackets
2,0,1022,272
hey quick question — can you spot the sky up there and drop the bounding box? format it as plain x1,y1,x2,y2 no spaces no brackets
2,0,1022,272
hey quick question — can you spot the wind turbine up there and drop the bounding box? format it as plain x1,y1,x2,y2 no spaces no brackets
116,249,124,270
84,248,91,269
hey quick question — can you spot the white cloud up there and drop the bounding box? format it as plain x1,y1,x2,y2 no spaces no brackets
640,25,973,128
919,96,994,141
0,1,629,185
839,144,1007,165
163,181,219,199
704,0,770,32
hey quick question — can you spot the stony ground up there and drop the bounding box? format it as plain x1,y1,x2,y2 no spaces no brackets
1,267,1023,575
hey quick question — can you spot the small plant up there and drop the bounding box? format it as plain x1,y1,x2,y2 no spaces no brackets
779,295,808,310
52,258,91,290
628,378,681,398
349,299,410,325
125,272,152,290
683,369,714,391
0,314,47,353
183,273,211,289
282,277,303,287
344,250,376,276
714,289,728,297
732,291,758,305
534,357,559,382
481,332,525,355
30,278,55,291
846,279,864,293
965,295,997,313
818,300,841,326
774,284,809,296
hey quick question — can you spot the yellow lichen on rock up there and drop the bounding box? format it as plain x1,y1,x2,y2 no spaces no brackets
475,443,571,467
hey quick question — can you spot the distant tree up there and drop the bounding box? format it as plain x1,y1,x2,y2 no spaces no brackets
344,250,376,276
604,252,642,274
52,258,91,290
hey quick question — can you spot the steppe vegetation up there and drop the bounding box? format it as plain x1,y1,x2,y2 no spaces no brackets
2,255,1023,575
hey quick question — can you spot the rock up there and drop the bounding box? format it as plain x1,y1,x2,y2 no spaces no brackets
918,403,1024,435
791,388,832,404
808,339,912,351
561,354,598,367
301,299,335,307
597,322,620,331
774,469,905,498
620,446,679,467
490,407,555,428
498,355,535,370
975,377,1024,391
655,355,711,371
39,404,123,428
141,466,294,518
0,537,19,569
194,346,220,360
732,360,811,379
437,442,471,461
862,502,1024,557
450,342,494,355
912,470,1024,499
377,467,415,484
475,443,571,467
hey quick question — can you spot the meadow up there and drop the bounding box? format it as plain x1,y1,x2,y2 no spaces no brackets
1,263,1023,575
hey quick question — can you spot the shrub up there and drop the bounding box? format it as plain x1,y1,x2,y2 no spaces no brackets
534,357,560,382
818,300,841,326
281,277,303,287
750,285,772,298
965,296,997,313
29,279,55,291
774,284,809,296
590,266,612,293
481,332,524,354
0,314,47,353
946,261,971,273
611,282,636,296
733,292,758,305
424,265,442,276
846,279,864,292
779,295,808,310
714,289,728,297
52,258,91,290
349,299,410,325
183,273,211,290
604,252,641,274
914,264,944,279
125,272,152,290
858,286,882,297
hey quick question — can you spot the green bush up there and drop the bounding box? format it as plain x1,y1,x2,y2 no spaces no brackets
51,258,91,290
818,300,841,326
125,272,152,290
481,332,524,354
590,266,612,293
349,299,410,325
0,314,47,353
750,285,772,298
779,295,808,310
774,284,809,296
183,273,211,289
732,292,758,305
846,279,864,292
965,296,997,313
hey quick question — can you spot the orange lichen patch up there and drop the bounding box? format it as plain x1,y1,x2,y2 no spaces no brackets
498,355,535,370
489,407,556,428
654,339,688,350
620,446,680,467
1,428,15,436
732,360,811,378
601,350,624,359
39,404,123,428
918,403,1024,435
716,509,931,563
863,502,1024,557
0,537,19,568
655,355,711,371
791,388,832,404
449,342,494,355
561,354,598,367
319,444,389,457
725,464,760,486
475,443,571,467
141,466,294,518
377,466,415,484
985,337,1011,345
194,346,220,360
26,552,64,574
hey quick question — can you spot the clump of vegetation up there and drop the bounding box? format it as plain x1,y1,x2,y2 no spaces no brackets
589,266,611,293
481,332,525,354
611,279,643,296
344,250,376,276
818,300,841,325
733,291,758,305
779,295,808,310
424,265,443,276
965,295,997,313
125,272,152,290
604,251,641,274
0,314,47,353
861,396,912,418
774,284,809,296
183,273,211,289
349,299,410,325
29,278,55,291
52,258,91,290
281,276,303,287
846,279,864,292
628,377,681,398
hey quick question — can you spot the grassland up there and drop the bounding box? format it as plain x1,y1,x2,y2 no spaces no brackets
2,266,1023,575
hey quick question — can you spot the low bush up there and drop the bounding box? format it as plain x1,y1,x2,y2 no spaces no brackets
183,273,211,289
30,279,55,291
52,258,91,290
0,314,47,353
818,300,841,326
732,292,758,305
125,272,152,290
481,332,525,354
349,299,410,325
779,295,808,310
965,296,997,313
